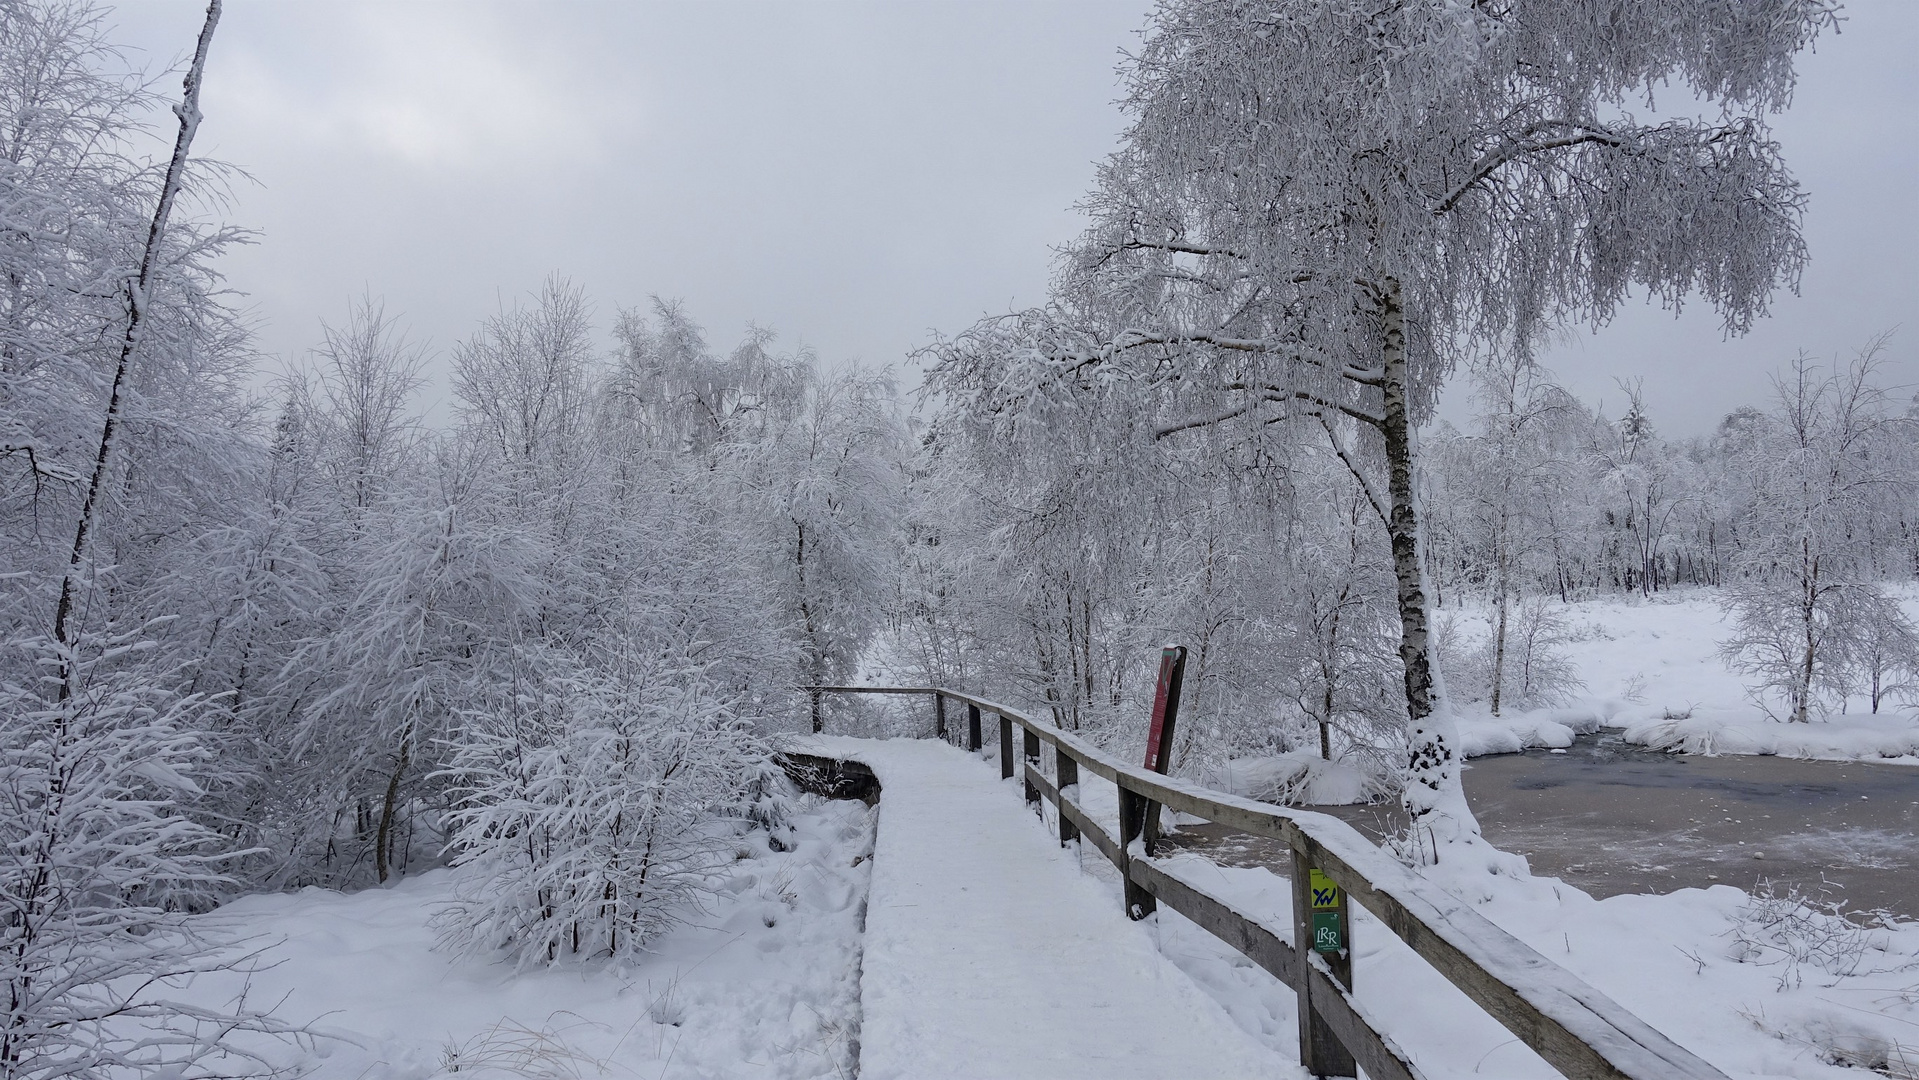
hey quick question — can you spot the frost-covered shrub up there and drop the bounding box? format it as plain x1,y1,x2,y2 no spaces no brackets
0,637,291,1079
435,654,764,968
1719,580,1915,723
1726,880,1895,991
1849,595,1919,714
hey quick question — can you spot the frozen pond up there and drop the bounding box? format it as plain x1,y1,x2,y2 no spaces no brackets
1461,734,1919,918
1166,735,1919,920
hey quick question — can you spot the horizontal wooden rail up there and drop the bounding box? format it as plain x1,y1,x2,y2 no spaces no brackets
800,684,941,695
808,684,1731,1080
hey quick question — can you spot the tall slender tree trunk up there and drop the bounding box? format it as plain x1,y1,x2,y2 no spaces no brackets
1320,581,1347,762
1377,279,1463,844
1793,540,1817,724
375,740,410,883
52,1,222,697
1489,501,1512,717
1490,583,1509,717
1319,679,1334,761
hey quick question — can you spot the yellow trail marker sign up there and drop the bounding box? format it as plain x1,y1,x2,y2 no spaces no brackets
1308,869,1341,909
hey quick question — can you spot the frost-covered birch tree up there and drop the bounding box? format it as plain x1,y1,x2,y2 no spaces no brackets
1719,344,1918,722
929,0,1832,858
731,363,906,695
1,4,307,1073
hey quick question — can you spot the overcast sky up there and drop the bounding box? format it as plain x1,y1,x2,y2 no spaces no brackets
108,0,1918,436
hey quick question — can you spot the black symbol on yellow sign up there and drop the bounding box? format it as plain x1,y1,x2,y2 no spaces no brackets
1308,869,1341,910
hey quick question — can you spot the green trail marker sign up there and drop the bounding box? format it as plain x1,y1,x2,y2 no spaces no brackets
1308,869,1344,954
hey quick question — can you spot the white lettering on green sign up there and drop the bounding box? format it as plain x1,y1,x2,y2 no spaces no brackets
1312,911,1343,953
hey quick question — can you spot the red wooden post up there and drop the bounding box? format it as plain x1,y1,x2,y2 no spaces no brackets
1140,645,1186,852
1143,644,1187,774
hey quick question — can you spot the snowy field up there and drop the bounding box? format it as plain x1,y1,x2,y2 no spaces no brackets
1448,587,1919,764
171,795,875,1080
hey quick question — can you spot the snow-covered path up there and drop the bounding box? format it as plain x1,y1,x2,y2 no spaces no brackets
797,736,1294,1080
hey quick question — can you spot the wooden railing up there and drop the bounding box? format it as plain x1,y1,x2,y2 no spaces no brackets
803,685,1729,1080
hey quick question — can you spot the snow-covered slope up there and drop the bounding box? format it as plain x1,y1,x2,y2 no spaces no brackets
171,796,875,1079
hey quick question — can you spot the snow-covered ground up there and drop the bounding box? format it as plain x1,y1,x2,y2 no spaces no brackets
157,594,1919,1080
171,795,875,1079
1053,756,1919,1078
1147,852,1919,1079
162,733,1919,1079
1448,588,1919,764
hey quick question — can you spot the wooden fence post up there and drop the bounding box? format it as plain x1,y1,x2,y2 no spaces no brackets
810,688,823,735
1054,745,1079,845
1140,645,1187,853
998,713,1014,780
934,693,947,741
1291,847,1357,1077
1023,725,1041,806
1117,783,1156,920
967,703,982,752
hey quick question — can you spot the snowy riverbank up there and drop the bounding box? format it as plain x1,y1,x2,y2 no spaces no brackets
1448,589,1919,765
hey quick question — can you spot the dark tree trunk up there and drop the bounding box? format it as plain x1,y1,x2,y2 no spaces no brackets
53,1,223,696
1377,280,1456,823
375,741,410,883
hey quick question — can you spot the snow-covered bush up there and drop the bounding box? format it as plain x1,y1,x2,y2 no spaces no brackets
435,652,764,968
1720,579,1889,723
0,636,292,1078
1727,880,1898,991
1498,598,1584,711
1272,485,1405,775
1850,592,1919,713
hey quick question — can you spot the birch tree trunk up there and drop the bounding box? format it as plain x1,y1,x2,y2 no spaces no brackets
52,0,222,695
1376,279,1466,846
1490,582,1510,717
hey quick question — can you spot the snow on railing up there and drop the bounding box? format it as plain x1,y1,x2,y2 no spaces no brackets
803,685,1731,1080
